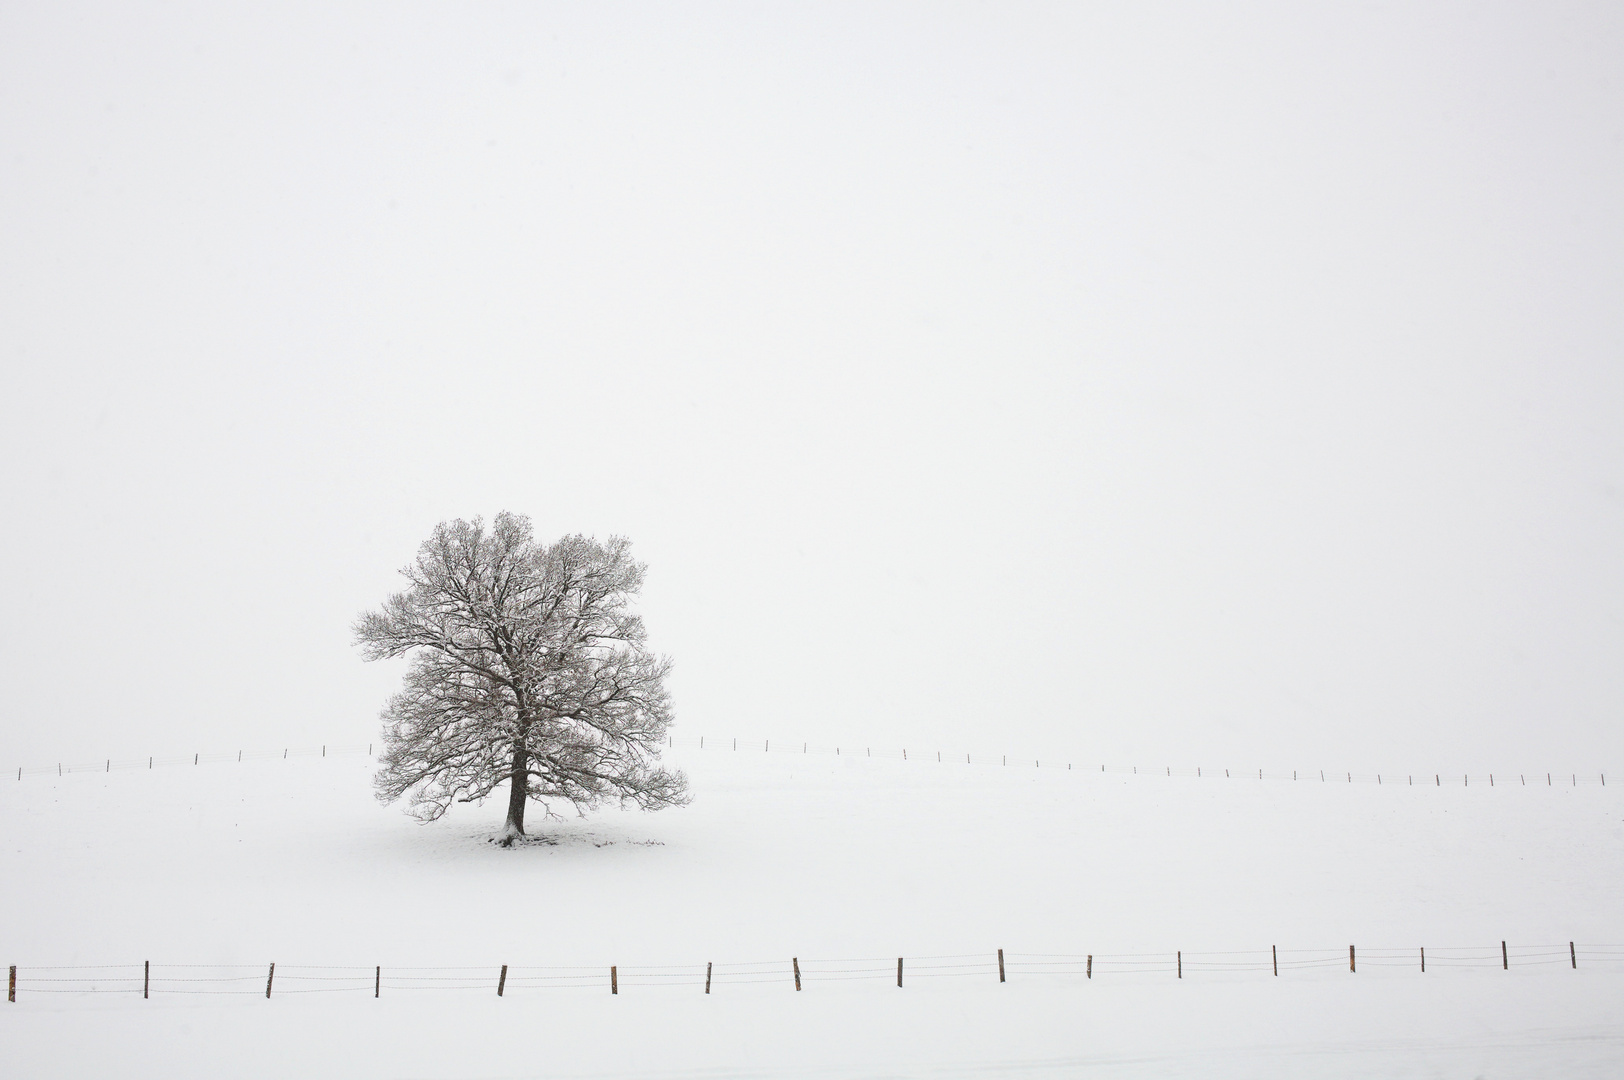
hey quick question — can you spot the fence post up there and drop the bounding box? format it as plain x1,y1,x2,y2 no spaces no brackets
705,962,712,994
1177,951,1182,978
1571,942,1577,969
497,965,507,996
998,949,1005,983
1272,946,1277,976
375,966,380,998
266,963,275,998
194,754,198,765
1502,941,1508,970
144,960,149,999
897,958,903,988
1349,946,1355,973
793,958,801,991
9,965,15,1002
611,966,617,994
1087,955,1092,979
1421,947,1425,972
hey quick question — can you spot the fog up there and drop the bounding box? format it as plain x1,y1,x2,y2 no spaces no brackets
2,3,1620,776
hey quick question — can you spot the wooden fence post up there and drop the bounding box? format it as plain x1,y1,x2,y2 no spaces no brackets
611,966,617,994
897,958,903,988
497,965,507,996
1421,947,1425,972
9,965,15,1002
1502,941,1508,970
1349,946,1355,973
705,962,712,994
1272,946,1277,976
998,949,1005,983
1177,951,1181,978
144,960,149,999
375,966,380,998
265,963,275,998
1571,942,1577,969
1087,955,1092,979
793,958,801,991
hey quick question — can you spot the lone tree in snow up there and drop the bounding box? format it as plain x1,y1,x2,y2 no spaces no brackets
355,513,688,844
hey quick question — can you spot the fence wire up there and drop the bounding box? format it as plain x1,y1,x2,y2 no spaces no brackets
11,739,1611,791
8,944,1622,1001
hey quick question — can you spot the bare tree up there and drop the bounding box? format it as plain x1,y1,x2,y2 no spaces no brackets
355,514,688,845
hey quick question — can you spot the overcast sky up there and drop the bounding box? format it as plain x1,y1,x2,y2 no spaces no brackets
2,3,1620,776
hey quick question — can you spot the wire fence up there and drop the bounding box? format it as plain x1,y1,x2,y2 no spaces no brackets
10,944,1624,1002
11,737,1610,791
12,744,372,781
676,735,1610,789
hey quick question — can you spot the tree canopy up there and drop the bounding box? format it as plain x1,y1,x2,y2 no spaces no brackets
355,514,687,844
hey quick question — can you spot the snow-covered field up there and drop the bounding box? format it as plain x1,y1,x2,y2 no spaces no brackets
3,744,1621,1078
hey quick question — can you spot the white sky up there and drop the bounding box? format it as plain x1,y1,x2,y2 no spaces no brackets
2,3,1620,774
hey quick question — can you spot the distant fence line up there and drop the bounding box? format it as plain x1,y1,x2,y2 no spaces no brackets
13,744,373,780
9,943,1623,1002
672,736,1609,789
10,736,1610,790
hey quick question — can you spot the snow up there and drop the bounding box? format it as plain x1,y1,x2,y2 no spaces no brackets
2,744,1621,1077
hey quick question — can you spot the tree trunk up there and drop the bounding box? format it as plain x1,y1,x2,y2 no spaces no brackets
500,741,528,846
